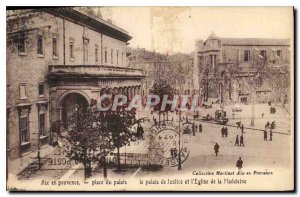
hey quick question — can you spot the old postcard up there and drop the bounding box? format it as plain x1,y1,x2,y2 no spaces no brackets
6,6,294,191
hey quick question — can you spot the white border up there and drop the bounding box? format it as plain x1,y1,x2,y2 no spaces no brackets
1,0,298,196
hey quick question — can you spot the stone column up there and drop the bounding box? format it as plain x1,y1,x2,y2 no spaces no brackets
132,86,135,98
128,87,132,100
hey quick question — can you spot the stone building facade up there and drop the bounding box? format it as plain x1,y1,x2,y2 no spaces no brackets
6,8,143,167
194,33,290,104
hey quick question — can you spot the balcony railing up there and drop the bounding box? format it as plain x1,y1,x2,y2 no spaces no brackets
48,65,143,77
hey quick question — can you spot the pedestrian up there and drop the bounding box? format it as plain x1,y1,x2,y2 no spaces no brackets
236,121,241,129
262,113,264,118
241,124,244,133
236,157,243,171
195,124,198,133
235,135,239,146
221,127,225,137
232,112,235,119
225,127,228,137
269,130,273,141
199,123,202,133
214,143,220,156
265,121,270,129
240,135,245,146
264,130,268,141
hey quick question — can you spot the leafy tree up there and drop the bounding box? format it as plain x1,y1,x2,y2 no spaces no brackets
65,105,98,180
100,89,137,173
151,79,175,125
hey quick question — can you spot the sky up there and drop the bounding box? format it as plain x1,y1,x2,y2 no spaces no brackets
99,7,293,54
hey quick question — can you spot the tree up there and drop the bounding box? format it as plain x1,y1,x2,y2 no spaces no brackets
92,110,114,179
65,103,120,180
235,57,269,126
64,105,99,180
151,79,175,125
100,89,137,173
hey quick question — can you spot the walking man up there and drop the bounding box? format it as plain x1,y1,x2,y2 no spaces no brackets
225,127,228,137
265,121,270,130
241,124,244,133
236,121,241,129
269,130,273,141
235,135,239,146
214,143,220,157
199,123,202,133
236,157,243,171
264,130,268,141
240,135,245,146
221,127,225,137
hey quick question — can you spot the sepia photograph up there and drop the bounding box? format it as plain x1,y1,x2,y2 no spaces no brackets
6,6,294,191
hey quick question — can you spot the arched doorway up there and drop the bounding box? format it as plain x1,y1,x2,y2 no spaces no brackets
61,93,89,128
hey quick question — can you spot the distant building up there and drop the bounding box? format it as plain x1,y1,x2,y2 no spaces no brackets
128,48,195,99
194,33,290,104
6,8,143,171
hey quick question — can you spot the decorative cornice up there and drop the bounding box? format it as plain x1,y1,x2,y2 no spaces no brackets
44,8,132,43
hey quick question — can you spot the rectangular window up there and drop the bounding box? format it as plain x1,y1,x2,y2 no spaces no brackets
20,83,27,99
70,39,75,60
244,50,250,61
210,55,216,71
84,43,88,62
37,35,43,55
111,49,114,64
105,50,108,63
83,38,89,63
277,50,282,58
39,113,45,136
38,82,44,97
20,117,29,142
117,51,119,65
52,36,58,58
95,45,99,63
18,32,25,54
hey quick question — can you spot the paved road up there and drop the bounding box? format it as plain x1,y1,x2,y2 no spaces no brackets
18,103,292,180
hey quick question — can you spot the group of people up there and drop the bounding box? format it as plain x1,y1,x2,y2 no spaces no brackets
235,135,245,146
263,130,272,141
214,142,244,171
264,121,274,141
193,123,203,134
221,126,229,137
